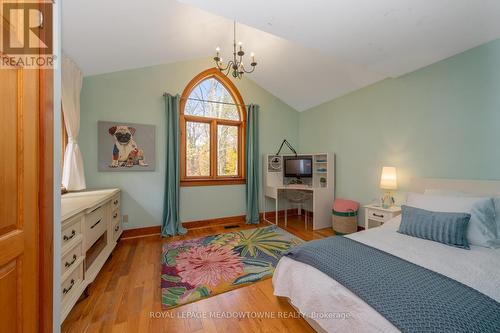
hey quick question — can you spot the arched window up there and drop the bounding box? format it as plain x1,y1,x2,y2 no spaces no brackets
180,68,246,186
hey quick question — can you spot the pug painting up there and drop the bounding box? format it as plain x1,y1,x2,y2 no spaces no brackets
97,121,155,172
108,125,148,167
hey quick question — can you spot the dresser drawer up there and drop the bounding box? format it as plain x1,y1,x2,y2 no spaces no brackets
111,208,121,240
111,208,120,223
61,215,82,251
61,261,83,305
112,218,122,242
61,241,83,278
111,194,120,210
366,209,392,222
85,206,106,250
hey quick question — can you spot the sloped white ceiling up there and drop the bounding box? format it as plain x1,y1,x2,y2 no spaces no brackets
63,0,500,111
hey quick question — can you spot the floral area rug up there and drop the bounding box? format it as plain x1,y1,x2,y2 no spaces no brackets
161,225,303,309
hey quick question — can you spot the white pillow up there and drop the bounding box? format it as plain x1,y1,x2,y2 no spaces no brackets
424,189,470,197
408,192,482,212
423,189,500,245
406,192,498,248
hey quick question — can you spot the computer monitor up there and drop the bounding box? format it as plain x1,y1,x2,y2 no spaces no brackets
284,157,313,178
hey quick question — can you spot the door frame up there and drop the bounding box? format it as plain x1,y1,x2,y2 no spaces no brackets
38,0,55,328
39,67,54,333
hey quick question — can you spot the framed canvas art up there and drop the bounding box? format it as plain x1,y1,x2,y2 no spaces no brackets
98,121,155,171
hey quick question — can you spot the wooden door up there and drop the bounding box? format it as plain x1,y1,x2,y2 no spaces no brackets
0,1,44,332
0,67,40,333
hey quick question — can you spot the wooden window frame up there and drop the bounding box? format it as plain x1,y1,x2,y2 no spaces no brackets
180,68,246,187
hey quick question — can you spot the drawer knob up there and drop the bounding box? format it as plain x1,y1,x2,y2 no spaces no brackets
65,254,77,268
113,212,118,219
373,213,384,218
63,230,76,241
114,225,120,232
63,279,75,294
90,219,101,229
113,200,118,205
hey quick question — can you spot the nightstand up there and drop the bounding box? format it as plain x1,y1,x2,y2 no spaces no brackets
364,204,401,230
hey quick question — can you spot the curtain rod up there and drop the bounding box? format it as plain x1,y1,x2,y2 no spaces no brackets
163,93,249,107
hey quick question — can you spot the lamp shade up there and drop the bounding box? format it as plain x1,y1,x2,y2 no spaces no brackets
380,166,398,190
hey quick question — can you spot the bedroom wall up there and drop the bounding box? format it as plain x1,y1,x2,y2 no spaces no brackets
299,38,500,224
79,58,299,229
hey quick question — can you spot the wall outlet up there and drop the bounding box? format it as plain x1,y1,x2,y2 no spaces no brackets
122,214,129,223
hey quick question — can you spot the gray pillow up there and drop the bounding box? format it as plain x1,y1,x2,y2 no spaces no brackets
494,198,500,240
469,198,498,248
398,205,471,249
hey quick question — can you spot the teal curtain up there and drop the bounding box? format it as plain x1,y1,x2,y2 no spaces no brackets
246,104,260,224
161,94,187,236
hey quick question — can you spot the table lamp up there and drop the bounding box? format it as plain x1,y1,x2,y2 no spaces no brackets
380,166,397,208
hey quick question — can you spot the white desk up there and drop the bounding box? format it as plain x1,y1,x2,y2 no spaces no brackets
263,185,333,230
263,153,335,230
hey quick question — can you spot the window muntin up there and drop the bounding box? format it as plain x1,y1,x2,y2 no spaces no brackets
184,78,240,121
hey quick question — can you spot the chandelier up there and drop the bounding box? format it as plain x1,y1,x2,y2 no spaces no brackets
213,21,257,79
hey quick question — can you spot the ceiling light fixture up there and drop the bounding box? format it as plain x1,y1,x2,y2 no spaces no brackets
213,21,257,79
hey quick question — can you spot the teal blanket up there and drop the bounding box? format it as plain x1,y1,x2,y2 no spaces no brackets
285,236,500,333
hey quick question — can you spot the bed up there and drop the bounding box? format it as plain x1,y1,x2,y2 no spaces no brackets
272,178,500,333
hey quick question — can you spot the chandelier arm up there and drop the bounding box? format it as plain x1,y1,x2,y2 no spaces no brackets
225,61,234,75
213,20,257,79
216,62,229,71
242,65,256,74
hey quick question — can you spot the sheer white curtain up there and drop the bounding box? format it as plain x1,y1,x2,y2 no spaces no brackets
62,54,86,190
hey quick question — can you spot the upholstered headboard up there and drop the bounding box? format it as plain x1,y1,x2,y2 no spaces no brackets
410,178,500,197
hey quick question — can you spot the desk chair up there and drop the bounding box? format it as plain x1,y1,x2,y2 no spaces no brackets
283,189,313,229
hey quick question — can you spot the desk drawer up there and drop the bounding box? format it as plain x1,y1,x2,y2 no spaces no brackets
85,206,106,250
61,261,83,305
366,209,392,223
61,215,82,251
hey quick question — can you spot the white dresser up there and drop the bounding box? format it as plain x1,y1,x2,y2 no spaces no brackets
60,188,122,322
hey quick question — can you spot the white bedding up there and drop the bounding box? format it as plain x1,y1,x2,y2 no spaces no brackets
272,216,500,333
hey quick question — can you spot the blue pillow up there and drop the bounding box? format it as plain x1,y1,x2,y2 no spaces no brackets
398,205,471,249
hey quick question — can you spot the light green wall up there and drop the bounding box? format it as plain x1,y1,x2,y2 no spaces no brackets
299,38,500,216
80,58,299,229
81,40,500,229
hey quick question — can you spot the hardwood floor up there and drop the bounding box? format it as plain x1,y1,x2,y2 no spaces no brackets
61,216,334,333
